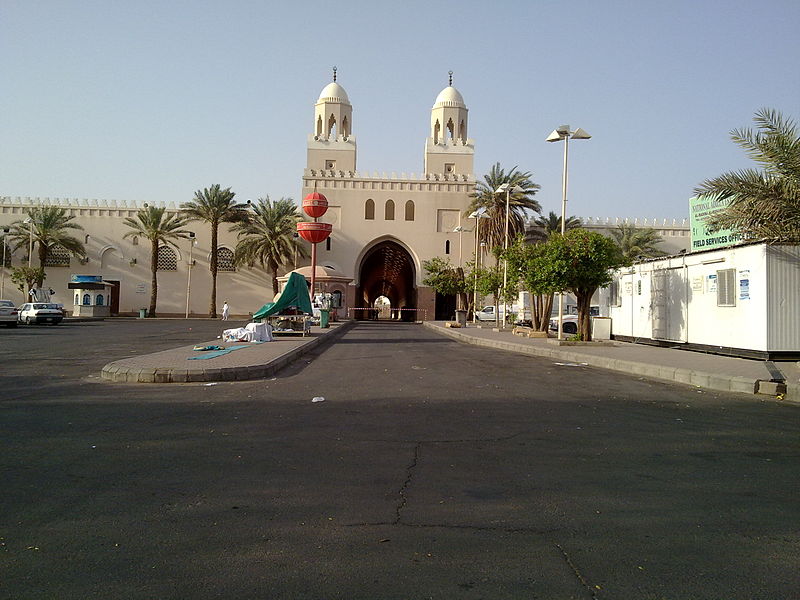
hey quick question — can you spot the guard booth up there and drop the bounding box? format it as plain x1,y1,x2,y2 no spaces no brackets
68,275,116,317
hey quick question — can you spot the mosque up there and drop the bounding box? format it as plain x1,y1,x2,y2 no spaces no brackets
0,75,479,319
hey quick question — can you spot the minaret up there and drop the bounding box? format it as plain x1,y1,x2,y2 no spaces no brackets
307,67,357,172
424,71,474,176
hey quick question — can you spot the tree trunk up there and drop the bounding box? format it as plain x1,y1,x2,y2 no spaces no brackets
270,260,279,295
575,287,596,341
148,240,158,317
531,292,554,331
36,242,47,287
209,221,218,318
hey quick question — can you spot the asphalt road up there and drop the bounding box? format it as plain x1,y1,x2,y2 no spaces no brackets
1,320,798,599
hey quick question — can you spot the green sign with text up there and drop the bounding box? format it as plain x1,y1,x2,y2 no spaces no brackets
689,196,746,251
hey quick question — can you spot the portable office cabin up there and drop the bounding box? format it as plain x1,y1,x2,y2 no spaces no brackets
608,242,800,360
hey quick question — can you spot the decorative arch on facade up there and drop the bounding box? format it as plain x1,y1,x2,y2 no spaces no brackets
446,118,455,141
352,235,422,288
157,246,178,271
365,198,375,220
99,245,122,270
385,199,395,220
404,200,415,221
433,120,441,145
316,115,323,137
342,115,349,138
217,246,235,272
459,119,466,141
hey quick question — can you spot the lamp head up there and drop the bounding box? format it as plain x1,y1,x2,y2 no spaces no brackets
495,183,510,194
571,127,591,140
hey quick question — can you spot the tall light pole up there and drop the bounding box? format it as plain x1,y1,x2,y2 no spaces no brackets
494,183,524,330
24,217,33,269
468,208,489,322
546,124,591,339
185,232,196,319
1,226,9,298
453,225,472,267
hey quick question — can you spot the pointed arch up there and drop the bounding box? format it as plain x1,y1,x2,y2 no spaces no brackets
365,198,375,220
446,118,455,141
385,199,395,220
459,119,466,141
434,120,441,145
342,115,349,137
327,113,337,139
316,115,323,137
404,200,415,221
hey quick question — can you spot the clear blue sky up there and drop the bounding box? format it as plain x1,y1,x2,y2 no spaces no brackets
2,0,798,221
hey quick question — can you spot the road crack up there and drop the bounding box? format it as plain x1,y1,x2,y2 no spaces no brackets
394,442,421,524
556,542,599,599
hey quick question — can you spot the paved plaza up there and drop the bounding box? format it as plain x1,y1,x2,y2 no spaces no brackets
1,319,798,599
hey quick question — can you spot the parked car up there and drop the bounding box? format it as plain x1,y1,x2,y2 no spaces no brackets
474,305,497,322
0,299,19,327
549,314,579,334
17,302,63,325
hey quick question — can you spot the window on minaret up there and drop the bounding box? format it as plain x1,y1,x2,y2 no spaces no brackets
459,120,466,140
445,240,451,255
445,163,454,174
434,120,441,145
316,116,322,137
365,199,375,220
446,118,455,141
328,114,337,139
325,160,336,170
404,200,415,221
385,199,395,220
342,115,349,137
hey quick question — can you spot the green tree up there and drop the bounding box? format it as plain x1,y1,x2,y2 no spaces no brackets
123,206,191,318
609,223,667,261
694,108,800,241
467,162,541,252
526,211,582,243
7,206,85,287
505,238,559,331
181,184,249,317
512,230,624,341
422,256,470,312
10,266,45,297
231,197,308,295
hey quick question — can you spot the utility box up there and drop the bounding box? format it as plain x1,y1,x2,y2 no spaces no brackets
592,316,612,340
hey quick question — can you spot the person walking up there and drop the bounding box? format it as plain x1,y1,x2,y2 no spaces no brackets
221,301,230,321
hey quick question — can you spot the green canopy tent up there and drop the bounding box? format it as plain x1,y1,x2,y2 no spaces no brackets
252,272,313,320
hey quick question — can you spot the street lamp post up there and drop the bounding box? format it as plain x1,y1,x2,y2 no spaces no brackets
546,124,591,339
494,183,524,330
24,217,33,269
452,225,472,267
468,208,490,323
185,232,196,319
1,226,9,298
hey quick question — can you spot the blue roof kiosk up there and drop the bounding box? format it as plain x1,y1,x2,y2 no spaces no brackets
68,275,116,317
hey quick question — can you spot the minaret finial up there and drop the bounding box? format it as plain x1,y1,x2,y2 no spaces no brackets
333,66,337,82
448,70,453,86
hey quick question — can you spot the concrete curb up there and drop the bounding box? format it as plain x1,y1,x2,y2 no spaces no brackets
101,320,357,383
425,322,765,398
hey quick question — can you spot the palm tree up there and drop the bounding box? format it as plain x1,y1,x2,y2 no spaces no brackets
8,206,86,287
181,185,249,317
610,223,667,261
231,197,308,294
467,163,541,252
526,211,582,243
123,205,191,317
694,108,800,241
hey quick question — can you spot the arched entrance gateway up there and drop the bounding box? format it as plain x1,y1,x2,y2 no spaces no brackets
356,240,417,321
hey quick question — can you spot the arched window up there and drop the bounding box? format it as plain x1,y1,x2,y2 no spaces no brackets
82,294,91,305
365,199,375,220
316,115,322,137
327,113,337,138
332,290,342,308
404,200,415,221
96,294,104,306
132,236,138,246
217,247,235,272
325,237,332,251
342,115,349,138
74,294,79,305
459,119,466,140
445,240,451,255
446,118,455,141
156,246,177,271
385,199,395,220
434,120,441,145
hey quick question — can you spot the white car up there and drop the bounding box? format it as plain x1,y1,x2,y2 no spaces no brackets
17,302,63,325
0,299,18,327
474,305,497,322
549,314,579,334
